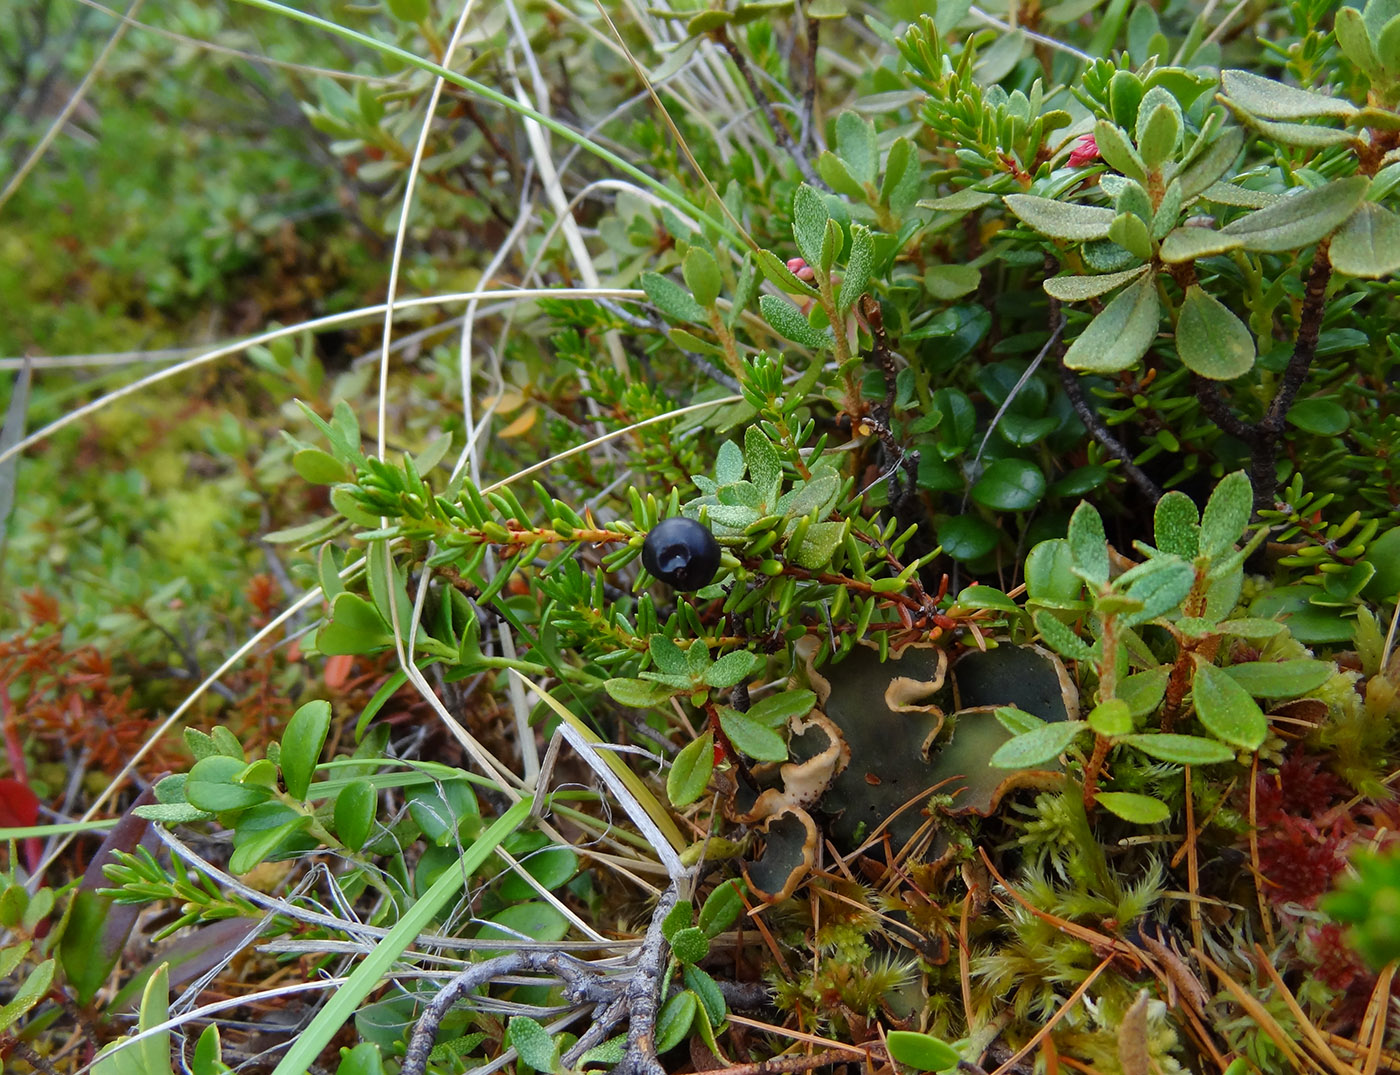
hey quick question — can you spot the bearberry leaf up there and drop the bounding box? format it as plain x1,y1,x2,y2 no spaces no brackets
508,1017,557,1073
1068,502,1110,586
792,183,831,270
1034,610,1096,662
1222,659,1334,697
792,520,845,569
649,635,690,677
1192,658,1268,749
1119,668,1169,717
838,224,874,312
989,720,1087,768
937,514,998,562
1096,791,1171,824
1062,275,1160,373
1219,176,1369,253
703,650,759,689
605,677,679,708
1088,699,1133,737
699,879,747,936
1287,398,1350,435
669,926,710,965
1043,266,1149,301
717,708,787,761
1120,733,1235,765
746,689,816,728
1004,194,1116,240
642,271,706,323
1154,491,1200,558
1199,470,1252,557
1176,286,1256,380
760,294,831,349
333,780,376,853
1220,69,1357,120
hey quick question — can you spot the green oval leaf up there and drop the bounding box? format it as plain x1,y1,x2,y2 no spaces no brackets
759,293,831,349
698,879,746,937
1096,791,1171,823
642,271,706,323
293,448,349,485
667,732,715,808
1043,266,1148,301
1222,659,1335,698
792,183,831,270
655,990,698,1054
1199,470,1252,558
1176,286,1255,380
1220,69,1357,120
970,458,1047,512
682,248,722,308
988,720,1087,768
1004,194,1116,240
1062,275,1161,373
508,1016,558,1072
718,708,787,762
886,1030,961,1072
1120,733,1236,765
1330,202,1400,277
1219,176,1370,253
186,756,271,813
281,699,332,802
1286,398,1350,435
937,514,999,562
333,779,377,853
1192,659,1268,750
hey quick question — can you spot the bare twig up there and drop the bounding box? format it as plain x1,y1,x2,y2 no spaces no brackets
1056,363,1164,503
712,27,822,188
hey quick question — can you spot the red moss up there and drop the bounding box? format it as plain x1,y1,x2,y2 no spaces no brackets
1256,815,1346,906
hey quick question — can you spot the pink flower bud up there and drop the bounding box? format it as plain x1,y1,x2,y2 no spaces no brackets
1067,134,1100,168
786,257,816,282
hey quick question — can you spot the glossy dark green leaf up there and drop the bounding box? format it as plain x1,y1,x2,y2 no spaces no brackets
1286,398,1350,435
477,901,569,943
937,514,999,562
699,879,747,937
229,814,311,874
186,756,270,813
970,459,1046,512
655,990,698,1054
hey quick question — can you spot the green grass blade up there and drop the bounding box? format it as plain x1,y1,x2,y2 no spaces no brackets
270,796,534,1075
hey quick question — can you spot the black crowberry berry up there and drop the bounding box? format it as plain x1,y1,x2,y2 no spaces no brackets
641,517,721,591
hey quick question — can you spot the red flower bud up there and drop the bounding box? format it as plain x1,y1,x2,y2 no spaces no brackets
1067,134,1100,168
